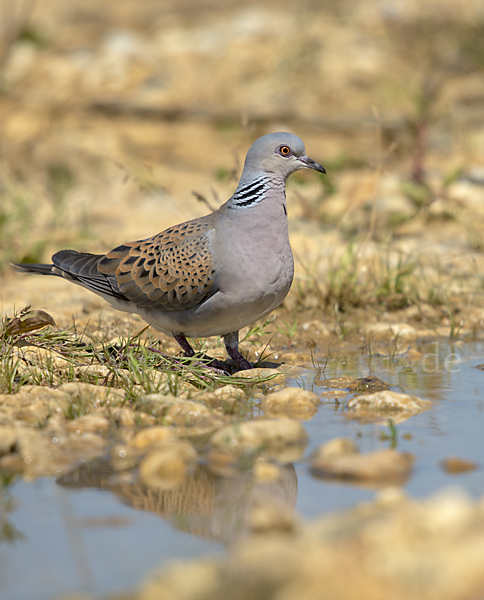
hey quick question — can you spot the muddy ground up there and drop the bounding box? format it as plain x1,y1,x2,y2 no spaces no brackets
1,0,484,598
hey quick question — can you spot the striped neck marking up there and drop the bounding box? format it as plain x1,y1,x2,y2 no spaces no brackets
231,176,270,208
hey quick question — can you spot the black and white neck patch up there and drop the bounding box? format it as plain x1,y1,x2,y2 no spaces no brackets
230,176,270,208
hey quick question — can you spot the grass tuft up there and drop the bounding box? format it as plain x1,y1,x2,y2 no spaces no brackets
0,309,280,398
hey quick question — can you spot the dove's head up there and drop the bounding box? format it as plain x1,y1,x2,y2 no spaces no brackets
239,132,325,185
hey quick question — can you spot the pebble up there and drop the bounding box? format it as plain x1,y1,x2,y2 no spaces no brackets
131,426,176,449
235,368,287,382
0,386,70,425
247,499,296,534
0,427,17,455
261,387,320,420
59,382,126,405
301,320,331,337
347,376,389,392
252,460,283,483
74,364,113,380
11,427,107,480
209,419,307,462
139,440,198,490
65,414,110,433
14,346,72,369
109,406,138,426
137,393,186,411
313,437,358,458
346,390,432,423
316,376,355,388
365,322,417,341
440,457,478,474
310,447,414,485
319,390,348,399
163,399,212,426
193,385,246,412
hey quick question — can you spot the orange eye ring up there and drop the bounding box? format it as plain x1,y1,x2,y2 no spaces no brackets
280,146,290,156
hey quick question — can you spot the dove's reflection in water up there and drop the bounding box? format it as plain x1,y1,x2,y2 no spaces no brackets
57,459,297,545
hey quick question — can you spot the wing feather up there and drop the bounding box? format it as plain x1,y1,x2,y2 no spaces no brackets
97,215,217,311
41,215,218,312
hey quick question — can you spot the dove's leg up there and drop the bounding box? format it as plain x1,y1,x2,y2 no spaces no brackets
172,331,229,373
224,331,252,371
173,331,252,371
173,332,197,357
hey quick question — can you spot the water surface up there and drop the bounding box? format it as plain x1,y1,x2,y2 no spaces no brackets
2,340,484,600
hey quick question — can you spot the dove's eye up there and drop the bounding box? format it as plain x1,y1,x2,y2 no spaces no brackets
279,146,291,156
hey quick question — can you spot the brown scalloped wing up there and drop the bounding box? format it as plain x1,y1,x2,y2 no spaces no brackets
97,218,217,311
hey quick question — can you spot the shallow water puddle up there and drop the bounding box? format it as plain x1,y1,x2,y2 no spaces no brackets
2,340,484,600
296,340,484,516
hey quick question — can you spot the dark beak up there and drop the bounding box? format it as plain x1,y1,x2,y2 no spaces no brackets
298,156,326,174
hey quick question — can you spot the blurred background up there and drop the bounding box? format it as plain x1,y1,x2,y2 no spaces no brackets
1,0,484,324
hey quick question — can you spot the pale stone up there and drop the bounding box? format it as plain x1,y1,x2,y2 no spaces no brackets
301,320,331,337
319,390,348,399
440,457,478,474
414,328,438,338
0,386,70,424
193,385,246,411
253,460,282,483
131,426,176,449
316,376,355,388
311,448,414,485
59,382,125,405
278,352,312,363
75,364,113,379
347,390,432,423
248,499,296,533
204,447,240,478
210,419,307,456
366,323,417,341
0,427,17,455
13,426,107,480
138,393,187,411
313,437,358,459
348,376,389,392
164,400,212,426
109,406,138,426
65,414,110,433
139,440,198,490
235,368,286,382
14,346,73,368
261,387,320,420
0,386,69,407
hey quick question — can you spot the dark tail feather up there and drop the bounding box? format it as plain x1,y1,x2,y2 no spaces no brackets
12,263,58,276
13,251,127,301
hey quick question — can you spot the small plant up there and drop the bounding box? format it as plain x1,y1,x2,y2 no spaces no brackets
276,317,298,344
445,297,462,340
372,249,417,310
379,419,398,449
325,243,367,311
311,351,330,381
240,318,274,345
64,394,95,420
